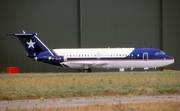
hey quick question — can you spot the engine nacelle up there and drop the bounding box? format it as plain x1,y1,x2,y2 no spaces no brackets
34,56,67,62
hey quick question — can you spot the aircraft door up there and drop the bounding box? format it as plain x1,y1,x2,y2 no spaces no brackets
143,52,148,60
96,52,101,59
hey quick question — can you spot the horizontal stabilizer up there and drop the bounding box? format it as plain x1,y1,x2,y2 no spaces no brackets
6,33,37,37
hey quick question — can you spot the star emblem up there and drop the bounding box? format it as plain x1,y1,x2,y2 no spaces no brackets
26,39,36,48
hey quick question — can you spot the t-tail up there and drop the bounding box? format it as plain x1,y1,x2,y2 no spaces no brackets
6,31,54,58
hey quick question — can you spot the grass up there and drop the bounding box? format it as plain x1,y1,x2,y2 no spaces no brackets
0,71,180,100
4,101,180,111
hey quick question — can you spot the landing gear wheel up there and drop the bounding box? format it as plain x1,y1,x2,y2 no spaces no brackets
83,69,88,73
88,68,91,72
83,68,91,73
144,69,149,72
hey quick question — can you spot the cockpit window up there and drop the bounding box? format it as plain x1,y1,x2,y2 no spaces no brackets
155,51,165,55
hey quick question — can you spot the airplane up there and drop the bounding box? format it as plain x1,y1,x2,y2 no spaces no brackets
6,31,174,72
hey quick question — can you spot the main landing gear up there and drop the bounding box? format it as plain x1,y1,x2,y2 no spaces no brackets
83,68,91,73
81,65,92,73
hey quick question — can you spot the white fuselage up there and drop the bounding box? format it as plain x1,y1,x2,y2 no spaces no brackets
52,48,174,70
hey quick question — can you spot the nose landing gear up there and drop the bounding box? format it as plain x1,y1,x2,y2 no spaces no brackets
144,67,149,72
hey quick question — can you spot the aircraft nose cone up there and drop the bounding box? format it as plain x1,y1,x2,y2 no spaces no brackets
166,55,174,59
170,58,175,64
165,55,175,65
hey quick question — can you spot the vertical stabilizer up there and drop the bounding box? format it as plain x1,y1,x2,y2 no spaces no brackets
6,31,54,57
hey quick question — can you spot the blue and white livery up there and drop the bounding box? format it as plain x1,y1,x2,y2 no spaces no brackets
6,31,174,72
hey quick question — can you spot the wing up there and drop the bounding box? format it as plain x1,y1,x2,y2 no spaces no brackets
60,61,108,68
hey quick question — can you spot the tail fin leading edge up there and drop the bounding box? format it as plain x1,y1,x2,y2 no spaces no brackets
6,31,54,57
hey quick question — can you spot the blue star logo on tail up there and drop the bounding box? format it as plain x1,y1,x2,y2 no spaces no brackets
26,39,36,48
